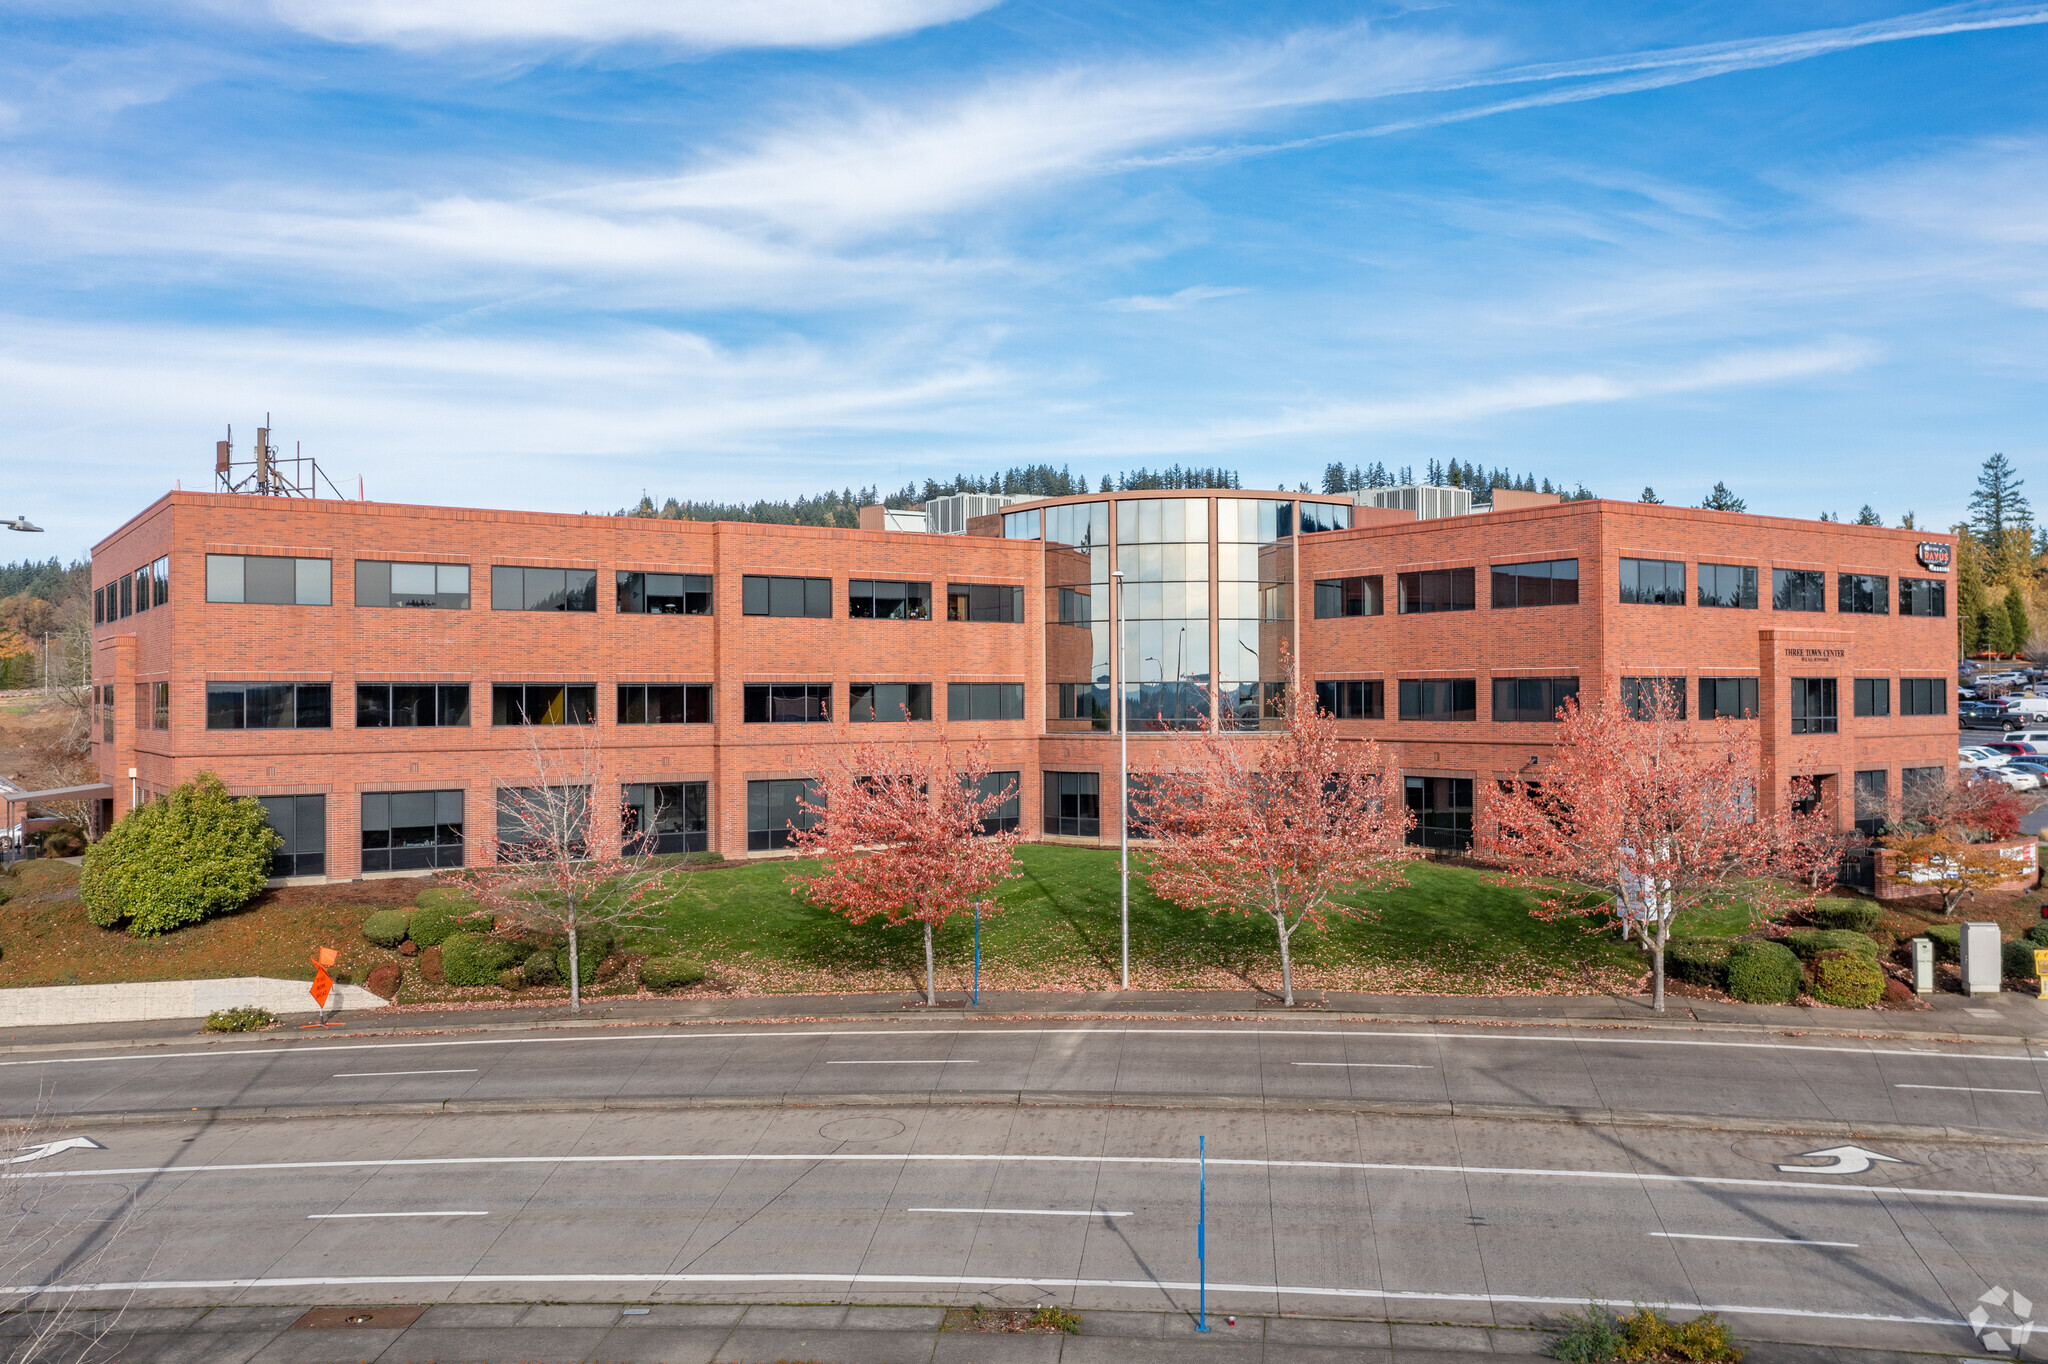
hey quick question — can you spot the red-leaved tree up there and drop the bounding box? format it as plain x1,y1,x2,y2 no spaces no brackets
787,738,1022,1005
1132,692,1413,1006
1476,690,1843,1012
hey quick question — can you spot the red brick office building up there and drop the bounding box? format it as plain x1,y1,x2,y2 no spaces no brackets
87,487,1957,880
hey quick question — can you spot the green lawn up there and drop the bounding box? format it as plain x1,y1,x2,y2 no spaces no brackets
618,844,1643,997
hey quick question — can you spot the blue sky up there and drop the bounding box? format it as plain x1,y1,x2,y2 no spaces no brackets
3,0,2045,559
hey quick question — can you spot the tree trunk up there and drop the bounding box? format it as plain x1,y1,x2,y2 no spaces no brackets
923,920,937,1006
568,921,582,1013
1276,916,1294,1007
1650,919,1666,1014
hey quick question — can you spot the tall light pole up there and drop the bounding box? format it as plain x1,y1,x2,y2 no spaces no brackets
1112,567,1128,991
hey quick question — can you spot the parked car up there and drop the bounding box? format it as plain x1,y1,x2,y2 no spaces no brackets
2004,730,2048,747
1961,701,2020,730
1959,747,2004,766
1985,766,2038,790
2002,760,2048,788
1983,742,2045,758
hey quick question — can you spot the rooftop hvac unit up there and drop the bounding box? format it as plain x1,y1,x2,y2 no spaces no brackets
925,493,1021,535
1355,484,1472,520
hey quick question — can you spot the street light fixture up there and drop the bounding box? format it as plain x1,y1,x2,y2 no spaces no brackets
1112,567,1128,991
3,517,44,533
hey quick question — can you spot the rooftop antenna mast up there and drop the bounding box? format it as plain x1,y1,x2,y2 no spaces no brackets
213,413,345,499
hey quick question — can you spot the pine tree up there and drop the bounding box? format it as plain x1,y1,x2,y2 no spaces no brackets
2006,583,2032,655
1854,505,1882,526
1969,453,2030,546
1900,511,1916,530
1818,511,1838,523
1699,482,1747,513
1322,463,1349,494
1955,529,1991,656
1639,487,1663,504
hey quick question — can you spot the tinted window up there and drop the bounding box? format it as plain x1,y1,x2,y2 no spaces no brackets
747,778,821,851
357,684,469,727
616,684,712,724
490,684,596,725
969,771,1022,834
946,583,1023,622
1853,769,1889,837
1838,573,1889,615
742,683,831,722
624,781,709,855
1042,771,1100,837
257,794,326,878
1396,568,1474,614
1618,558,1685,605
1314,576,1382,618
1490,560,1579,608
1621,676,1686,720
361,789,465,872
848,682,932,722
1315,679,1384,719
205,683,331,730
356,561,470,609
742,575,831,618
616,572,711,615
205,554,331,605
1854,677,1890,717
948,682,1025,720
1773,569,1826,612
1491,676,1579,723
1900,577,1946,618
1398,678,1476,721
1405,776,1472,851
1698,563,1758,609
1901,678,1946,715
848,580,931,620
491,566,597,612
1698,677,1760,720
1791,677,1838,734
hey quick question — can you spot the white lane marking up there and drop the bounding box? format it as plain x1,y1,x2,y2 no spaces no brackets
1774,1146,1903,1175
1895,1084,2041,1095
6,1137,104,1165
824,1060,977,1066
5,1027,2044,1069
908,1207,1129,1217
1651,1232,1857,1248
307,1211,488,1219
0,1270,1972,1329
1292,1062,1434,1069
12,1150,2044,1205
332,1070,480,1078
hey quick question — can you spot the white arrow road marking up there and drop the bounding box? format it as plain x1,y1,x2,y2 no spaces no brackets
1775,1146,1905,1175
5,1137,104,1165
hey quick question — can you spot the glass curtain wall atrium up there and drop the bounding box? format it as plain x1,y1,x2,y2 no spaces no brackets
1010,492,1348,733
1118,497,1210,729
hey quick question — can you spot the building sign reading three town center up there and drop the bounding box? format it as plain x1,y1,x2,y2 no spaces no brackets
1917,542,1953,571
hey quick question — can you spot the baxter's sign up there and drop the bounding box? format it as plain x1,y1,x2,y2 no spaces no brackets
1917,541,1953,571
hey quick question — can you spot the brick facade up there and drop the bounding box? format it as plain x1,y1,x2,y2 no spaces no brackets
88,491,1956,880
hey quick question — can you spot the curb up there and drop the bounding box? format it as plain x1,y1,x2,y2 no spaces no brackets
38,1089,2048,1146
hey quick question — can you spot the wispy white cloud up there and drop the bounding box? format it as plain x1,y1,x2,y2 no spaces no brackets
1103,285,1248,312
240,0,998,51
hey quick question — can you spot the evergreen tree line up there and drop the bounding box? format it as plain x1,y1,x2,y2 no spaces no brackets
1321,458,1593,503
1955,453,2035,658
618,463,1245,528
0,557,89,604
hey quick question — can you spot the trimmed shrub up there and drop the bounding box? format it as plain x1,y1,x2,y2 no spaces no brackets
1881,978,1913,1005
1807,950,1885,1007
418,943,445,984
1663,937,1731,990
204,1006,275,1032
2005,939,2042,981
1925,923,1962,962
410,893,489,947
522,949,560,987
361,909,412,949
548,924,617,989
364,961,403,1000
1726,941,1801,1004
41,824,86,858
1548,1303,1624,1363
640,956,708,991
1782,928,1879,961
80,773,278,936
2025,922,2048,947
498,967,526,990
1806,900,1881,932
441,932,526,987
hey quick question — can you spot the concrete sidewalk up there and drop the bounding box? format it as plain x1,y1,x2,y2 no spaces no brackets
0,1300,1979,1364
5,981,2045,1056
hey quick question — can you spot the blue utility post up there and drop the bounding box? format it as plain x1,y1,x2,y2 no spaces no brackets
972,903,981,1006
1197,1134,1208,1331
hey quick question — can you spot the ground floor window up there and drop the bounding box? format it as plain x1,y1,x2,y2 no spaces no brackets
1405,775,1472,851
1901,765,1946,819
1043,770,1099,837
969,771,1021,834
625,782,709,854
361,790,464,872
258,794,326,877
1853,769,1889,837
748,778,821,851
496,785,589,862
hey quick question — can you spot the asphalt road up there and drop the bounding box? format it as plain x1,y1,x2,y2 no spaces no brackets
6,1098,2046,1358
6,1019,2047,1138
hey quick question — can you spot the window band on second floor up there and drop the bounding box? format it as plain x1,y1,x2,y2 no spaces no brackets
1314,575,1383,618
1490,559,1579,608
741,575,831,618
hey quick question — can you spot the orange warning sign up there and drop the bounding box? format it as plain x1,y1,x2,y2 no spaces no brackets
309,947,338,1009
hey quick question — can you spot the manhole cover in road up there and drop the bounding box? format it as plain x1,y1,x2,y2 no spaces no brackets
819,1116,907,1142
